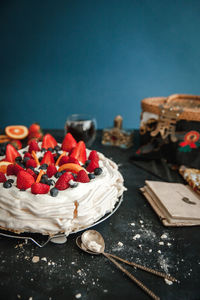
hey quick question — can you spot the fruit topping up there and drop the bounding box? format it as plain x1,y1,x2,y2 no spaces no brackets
58,155,69,166
42,133,57,150
0,161,12,174
86,160,99,173
31,150,40,166
70,141,87,164
5,144,21,163
55,151,67,166
76,170,90,183
67,157,80,165
88,150,99,162
24,152,32,159
88,173,95,180
36,169,45,183
46,164,57,178
61,133,77,152
13,163,24,175
55,172,74,190
40,151,55,166
26,158,37,169
69,179,78,188
0,172,6,183
10,139,22,150
28,123,43,142
6,164,15,176
17,170,35,190
54,171,62,178
3,181,12,188
50,187,59,197
26,168,37,180
94,167,103,176
58,163,84,174
39,164,48,170
5,125,28,140
28,140,40,153
31,182,50,194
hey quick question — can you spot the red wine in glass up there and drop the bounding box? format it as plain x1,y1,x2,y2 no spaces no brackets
65,114,97,147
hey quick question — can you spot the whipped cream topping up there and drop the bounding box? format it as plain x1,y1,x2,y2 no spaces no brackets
0,146,126,236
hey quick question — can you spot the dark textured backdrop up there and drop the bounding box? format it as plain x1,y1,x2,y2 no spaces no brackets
1,0,200,129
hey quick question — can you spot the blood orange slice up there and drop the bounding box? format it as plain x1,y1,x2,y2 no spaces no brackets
5,125,28,139
0,161,12,174
58,163,84,174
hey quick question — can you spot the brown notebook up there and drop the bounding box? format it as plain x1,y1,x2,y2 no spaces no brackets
141,181,200,226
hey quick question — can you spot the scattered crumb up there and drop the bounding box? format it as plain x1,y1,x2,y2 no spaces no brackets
161,234,168,239
167,243,171,246
157,250,161,254
71,261,75,264
130,223,135,226
159,241,164,246
117,242,123,247
41,257,47,262
32,256,40,263
75,293,81,299
149,249,152,253
17,295,21,299
133,234,140,240
164,278,173,285
139,220,144,224
29,297,33,300
103,289,108,293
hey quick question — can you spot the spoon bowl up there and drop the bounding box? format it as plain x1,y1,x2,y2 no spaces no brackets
81,230,105,253
76,236,100,255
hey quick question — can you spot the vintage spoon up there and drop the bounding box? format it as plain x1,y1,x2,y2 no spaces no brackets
76,230,161,300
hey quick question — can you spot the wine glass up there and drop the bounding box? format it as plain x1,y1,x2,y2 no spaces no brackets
65,114,97,147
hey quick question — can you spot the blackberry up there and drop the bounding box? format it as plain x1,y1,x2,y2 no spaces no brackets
94,168,102,176
70,181,78,188
3,181,12,188
15,156,22,163
47,147,53,152
7,179,14,184
54,172,62,178
39,164,48,170
54,145,61,152
88,173,95,180
41,148,46,152
23,157,30,164
47,179,55,186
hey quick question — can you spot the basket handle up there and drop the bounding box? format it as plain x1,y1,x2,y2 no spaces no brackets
166,93,200,104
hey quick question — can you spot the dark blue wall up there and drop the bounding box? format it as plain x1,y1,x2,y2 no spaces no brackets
1,0,200,129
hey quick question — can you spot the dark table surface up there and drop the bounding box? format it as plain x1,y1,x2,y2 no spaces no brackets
0,130,200,300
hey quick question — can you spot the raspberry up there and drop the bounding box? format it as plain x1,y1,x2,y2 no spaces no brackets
17,170,35,190
86,160,99,173
59,155,69,166
67,157,80,165
31,182,50,194
28,140,40,153
55,172,74,190
76,170,90,183
0,172,6,183
26,159,37,169
26,168,37,180
47,165,57,178
6,164,15,176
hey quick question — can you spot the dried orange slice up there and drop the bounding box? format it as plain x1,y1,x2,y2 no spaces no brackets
0,135,11,143
5,125,28,140
58,163,84,174
0,161,12,174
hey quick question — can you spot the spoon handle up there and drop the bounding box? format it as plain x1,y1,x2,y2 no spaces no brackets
108,253,177,283
103,252,160,300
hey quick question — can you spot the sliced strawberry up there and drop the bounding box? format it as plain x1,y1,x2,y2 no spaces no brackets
46,164,57,178
5,144,21,163
61,133,77,152
26,168,37,180
0,172,6,183
42,133,57,149
70,141,87,164
40,151,54,166
29,123,41,133
88,150,99,162
26,158,37,169
7,164,15,176
17,170,35,190
76,170,90,183
59,155,69,166
10,139,22,150
55,172,74,190
13,163,24,175
86,160,99,173
31,182,50,194
28,140,40,153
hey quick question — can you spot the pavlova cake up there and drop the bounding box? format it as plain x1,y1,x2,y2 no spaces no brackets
0,133,125,236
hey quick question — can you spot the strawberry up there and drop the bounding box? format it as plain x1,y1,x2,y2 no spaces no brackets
59,155,69,166
42,133,57,149
26,168,37,180
55,172,74,190
29,123,41,133
88,150,99,162
40,151,55,166
0,172,6,183
10,140,22,150
47,164,57,178
7,164,15,176
67,157,80,165
17,170,35,190
13,163,24,175
76,170,90,183
61,133,77,152
5,144,21,163
70,141,87,164
86,160,99,173
28,140,40,153
26,158,37,169
31,182,50,194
